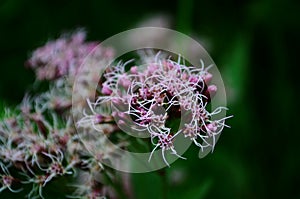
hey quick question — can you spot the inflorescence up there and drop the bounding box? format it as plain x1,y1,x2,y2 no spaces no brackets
1,30,121,199
78,52,232,166
1,29,231,199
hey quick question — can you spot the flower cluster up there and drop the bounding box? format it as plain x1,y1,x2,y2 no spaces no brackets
26,30,113,81
0,28,231,198
0,30,125,199
26,30,114,112
80,52,232,166
0,100,74,198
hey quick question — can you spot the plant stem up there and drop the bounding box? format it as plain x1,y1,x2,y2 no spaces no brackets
158,169,168,199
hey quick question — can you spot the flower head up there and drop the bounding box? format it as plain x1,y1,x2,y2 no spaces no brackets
80,52,232,166
26,30,113,81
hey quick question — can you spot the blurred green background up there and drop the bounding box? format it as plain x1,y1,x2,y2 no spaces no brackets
0,0,299,198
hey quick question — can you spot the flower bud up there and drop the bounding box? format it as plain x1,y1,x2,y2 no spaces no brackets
206,123,217,133
207,85,217,97
101,85,112,95
203,73,212,84
130,66,138,74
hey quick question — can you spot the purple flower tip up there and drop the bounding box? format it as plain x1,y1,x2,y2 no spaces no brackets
101,85,113,95
130,66,138,74
207,85,217,96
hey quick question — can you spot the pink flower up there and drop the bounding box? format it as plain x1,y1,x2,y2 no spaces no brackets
81,52,232,166
26,30,113,80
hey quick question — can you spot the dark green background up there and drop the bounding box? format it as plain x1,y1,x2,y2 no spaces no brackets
1,0,299,198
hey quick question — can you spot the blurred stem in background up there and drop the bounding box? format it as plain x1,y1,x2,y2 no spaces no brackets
159,169,168,199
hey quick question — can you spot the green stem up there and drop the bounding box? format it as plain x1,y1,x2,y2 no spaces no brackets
158,169,168,199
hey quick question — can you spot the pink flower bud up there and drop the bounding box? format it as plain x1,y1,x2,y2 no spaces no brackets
95,114,104,123
101,85,112,95
130,66,138,74
207,85,217,97
189,76,198,83
119,76,131,88
203,73,213,84
206,123,217,132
